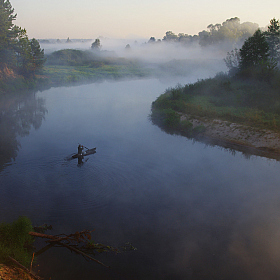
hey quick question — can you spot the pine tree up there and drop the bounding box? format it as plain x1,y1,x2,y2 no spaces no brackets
0,0,45,76
265,18,280,60
0,0,18,65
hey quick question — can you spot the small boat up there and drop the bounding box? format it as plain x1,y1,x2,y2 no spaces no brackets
71,147,96,159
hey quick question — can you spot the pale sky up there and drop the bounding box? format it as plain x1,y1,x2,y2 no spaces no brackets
11,0,280,40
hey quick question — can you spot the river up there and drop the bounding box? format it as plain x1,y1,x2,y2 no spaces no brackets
1,78,280,280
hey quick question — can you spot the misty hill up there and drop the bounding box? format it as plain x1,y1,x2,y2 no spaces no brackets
45,49,140,67
46,49,98,66
43,49,151,85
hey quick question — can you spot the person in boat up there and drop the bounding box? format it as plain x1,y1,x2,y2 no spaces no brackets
78,144,84,156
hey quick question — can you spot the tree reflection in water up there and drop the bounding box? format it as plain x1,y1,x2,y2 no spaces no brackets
0,92,47,171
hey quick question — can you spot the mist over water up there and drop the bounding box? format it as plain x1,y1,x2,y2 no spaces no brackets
1,78,280,279
41,37,229,61
41,37,228,83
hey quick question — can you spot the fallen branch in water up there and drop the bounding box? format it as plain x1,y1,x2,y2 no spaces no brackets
57,242,110,268
29,227,136,272
29,230,111,268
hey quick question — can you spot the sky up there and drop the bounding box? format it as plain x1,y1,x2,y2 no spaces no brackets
11,0,280,40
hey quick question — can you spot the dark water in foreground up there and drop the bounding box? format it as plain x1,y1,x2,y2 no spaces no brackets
1,79,280,280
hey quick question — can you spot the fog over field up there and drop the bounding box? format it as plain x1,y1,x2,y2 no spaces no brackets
40,37,236,61
38,17,266,80
40,37,232,80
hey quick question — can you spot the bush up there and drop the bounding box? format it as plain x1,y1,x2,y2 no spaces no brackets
0,216,34,267
162,108,181,128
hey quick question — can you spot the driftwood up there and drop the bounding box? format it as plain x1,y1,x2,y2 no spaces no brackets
7,256,42,280
29,231,110,269
56,242,110,268
29,232,69,242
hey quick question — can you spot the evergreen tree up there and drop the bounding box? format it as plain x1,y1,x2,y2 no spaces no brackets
30,38,45,72
15,29,33,75
265,18,280,60
0,0,18,65
0,0,45,76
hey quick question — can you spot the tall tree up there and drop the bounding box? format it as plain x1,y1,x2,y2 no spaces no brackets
91,39,101,51
224,48,240,76
265,18,280,60
0,0,18,65
0,0,45,76
239,29,270,70
30,38,45,72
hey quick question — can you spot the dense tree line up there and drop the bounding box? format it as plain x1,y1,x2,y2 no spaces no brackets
148,17,259,49
0,0,45,77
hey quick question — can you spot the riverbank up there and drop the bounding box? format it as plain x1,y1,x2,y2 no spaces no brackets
0,264,34,280
151,70,280,158
181,114,280,151
0,64,150,96
177,114,280,161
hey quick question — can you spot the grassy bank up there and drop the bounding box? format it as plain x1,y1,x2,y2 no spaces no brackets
0,217,34,267
43,63,150,86
151,71,280,133
0,49,151,95
42,49,151,86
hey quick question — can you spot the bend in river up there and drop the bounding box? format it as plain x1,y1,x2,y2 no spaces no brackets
1,78,280,280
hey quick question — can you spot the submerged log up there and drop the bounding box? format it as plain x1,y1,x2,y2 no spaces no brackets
28,231,110,268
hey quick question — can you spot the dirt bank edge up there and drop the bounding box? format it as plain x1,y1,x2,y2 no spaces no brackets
181,114,280,154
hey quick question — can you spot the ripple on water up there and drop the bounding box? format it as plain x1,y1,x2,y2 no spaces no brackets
2,149,170,221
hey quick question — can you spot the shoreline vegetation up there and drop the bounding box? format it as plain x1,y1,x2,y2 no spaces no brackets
1,0,280,275
151,19,280,159
0,51,152,95
150,70,280,159
0,217,136,280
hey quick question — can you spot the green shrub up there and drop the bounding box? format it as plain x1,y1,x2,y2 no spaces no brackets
179,119,193,135
193,125,206,134
0,216,34,267
161,108,181,128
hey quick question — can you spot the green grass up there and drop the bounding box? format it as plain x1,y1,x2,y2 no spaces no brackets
43,63,150,86
151,71,280,132
0,217,34,267
1,49,152,94
42,49,151,85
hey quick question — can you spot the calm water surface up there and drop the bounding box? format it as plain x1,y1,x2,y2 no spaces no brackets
1,78,280,280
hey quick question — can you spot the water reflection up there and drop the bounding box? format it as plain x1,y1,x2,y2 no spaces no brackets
1,80,280,280
0,92,47,171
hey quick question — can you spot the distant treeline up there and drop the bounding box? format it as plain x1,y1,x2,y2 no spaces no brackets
148,17,259,48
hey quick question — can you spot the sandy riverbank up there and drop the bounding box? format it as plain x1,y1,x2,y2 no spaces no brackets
181,114,280,158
